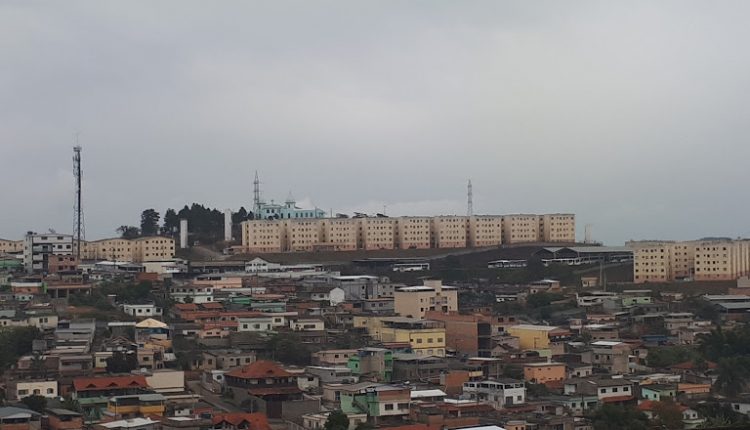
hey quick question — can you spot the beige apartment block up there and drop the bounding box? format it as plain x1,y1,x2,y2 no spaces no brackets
632,241,674,283
78,237,175,262
133,236,176,262
0,239,23,253
430,216,468,248
632,239,750,283
539,214,576,243
284,219,323,252
671,242,696,280
240,212,575,254
242,220,284,253
398,217,432,249
319,218,358,251
502,214,540,244
468,216,503,247
694,240,750,281
82,238,136,261
359,218,397,250
394,279,459,319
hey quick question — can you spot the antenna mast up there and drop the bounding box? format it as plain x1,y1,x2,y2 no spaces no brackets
467,179,473,216
73,140,85,259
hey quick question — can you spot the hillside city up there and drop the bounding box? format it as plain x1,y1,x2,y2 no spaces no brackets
3,192,750,430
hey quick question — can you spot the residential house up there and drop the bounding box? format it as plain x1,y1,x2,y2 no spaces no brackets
107,393,166,418
313,349,357,367
46,408,84,430
461,379,526,409
507,325,570,354
564,378,634,404
523,362,566,387
211,413,272,430
641,384,677,401
424,311,493,357
72,375,149,422
394,280,458,320
347,348,394,382
201,350,256,370
339,382,412,425
589,341,632,374
224,360,317,419
0,407,41,430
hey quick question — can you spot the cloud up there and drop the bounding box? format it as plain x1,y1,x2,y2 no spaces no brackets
2,1,750,244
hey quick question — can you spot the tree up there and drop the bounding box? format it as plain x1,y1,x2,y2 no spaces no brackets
140,209,161,236
526,382,551,398
0,326,41,370
527,292,564,308
29,351,47,377
61,396,81,413
106,351,138,373
715,357,750,397
163,208,179,235
591,404,649,430
20,394,47,413
324,411,349,430
646,346,700,368
652,400,685,430
117,225,141,239
233,207,249,224
266,333,311,366
695,402,749,427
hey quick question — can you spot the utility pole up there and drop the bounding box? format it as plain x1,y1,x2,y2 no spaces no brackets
467,179,473,217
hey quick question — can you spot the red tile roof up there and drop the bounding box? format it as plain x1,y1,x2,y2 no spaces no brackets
212,413,271,430
225,360,292,379
174,303,198,311
381,425,441,430
201,302,224,309
73,375,148,392
247,386,302,396
637,400,689,412
601,395,635,403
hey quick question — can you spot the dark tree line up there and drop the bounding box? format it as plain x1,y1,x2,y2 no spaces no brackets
0,326,42,370
116,205,253,244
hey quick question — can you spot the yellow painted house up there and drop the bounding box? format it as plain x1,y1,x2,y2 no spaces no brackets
507,324,570,351
354,316,446,357
107,393,166,417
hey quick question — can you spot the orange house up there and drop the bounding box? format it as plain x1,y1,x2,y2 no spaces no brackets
523,362,566,386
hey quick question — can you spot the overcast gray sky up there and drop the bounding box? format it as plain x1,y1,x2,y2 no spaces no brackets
2,1,750,245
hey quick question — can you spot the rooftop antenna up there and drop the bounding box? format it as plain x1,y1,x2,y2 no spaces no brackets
467,179,473,216
253,170,261,219
73,137,85,260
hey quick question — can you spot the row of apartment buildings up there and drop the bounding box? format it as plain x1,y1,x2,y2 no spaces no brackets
630,238,750,283
1,234,175,273
241,213,575,253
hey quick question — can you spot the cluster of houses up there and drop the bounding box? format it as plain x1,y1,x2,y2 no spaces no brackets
5,249,750,430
